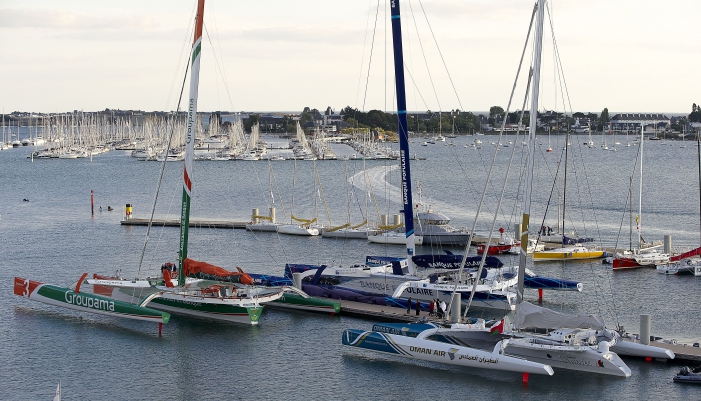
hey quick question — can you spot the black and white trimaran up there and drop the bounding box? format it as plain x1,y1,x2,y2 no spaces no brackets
372,0,674,377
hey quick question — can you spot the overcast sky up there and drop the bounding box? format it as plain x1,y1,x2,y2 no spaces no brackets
1,0,699,115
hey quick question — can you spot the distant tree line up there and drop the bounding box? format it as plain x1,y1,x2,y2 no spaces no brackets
340,106,482,135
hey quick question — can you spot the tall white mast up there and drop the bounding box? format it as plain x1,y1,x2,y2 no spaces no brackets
517,0,545,301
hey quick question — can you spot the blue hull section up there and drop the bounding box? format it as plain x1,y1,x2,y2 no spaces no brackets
300,283,431,311
371,322,440,337
410,254,504,269
523,275,581,291
248,273,292,287
563,236,595,245
284,263,514,310
342,329,407,355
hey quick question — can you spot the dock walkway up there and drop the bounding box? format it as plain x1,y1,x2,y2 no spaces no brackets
121,218,248,229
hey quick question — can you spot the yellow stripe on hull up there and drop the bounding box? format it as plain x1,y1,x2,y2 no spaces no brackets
533,250,604,261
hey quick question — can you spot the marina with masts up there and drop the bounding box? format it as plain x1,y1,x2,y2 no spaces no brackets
4,0,701,398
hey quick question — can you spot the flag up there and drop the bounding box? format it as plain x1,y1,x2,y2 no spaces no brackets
490,319,504,335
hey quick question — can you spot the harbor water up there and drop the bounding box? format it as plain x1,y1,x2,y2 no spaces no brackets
1,132,699,399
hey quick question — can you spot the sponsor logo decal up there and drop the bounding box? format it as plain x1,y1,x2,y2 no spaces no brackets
359,281,390,291
64,291,114,312
404,287,434,296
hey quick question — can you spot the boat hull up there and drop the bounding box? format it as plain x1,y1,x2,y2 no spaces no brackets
504,340,631,377
321,229,375,239
14,277,170,324
146,296,263,324
342,329,554,375
90,276,269,325
277,225,319,236
264,292,341,314
367,234,423,245
534,249,605,261
610,339,675,359
477,244,514,255
246,223,280,232
420,233,473,246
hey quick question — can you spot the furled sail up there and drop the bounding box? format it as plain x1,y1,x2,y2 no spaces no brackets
183,258,253,285
514,301,605,330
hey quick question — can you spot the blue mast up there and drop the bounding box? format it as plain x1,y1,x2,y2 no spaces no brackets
390,0,416,274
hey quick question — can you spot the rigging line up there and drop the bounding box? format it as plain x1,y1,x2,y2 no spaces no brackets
534,136,565,247
270,160,289,222
546,3,604,245
204,23,237,111
355,0,376,118
463,70,534,315
477,2,538,227
453,3,538,314
136,52,191,277
313,161,333,226
164,1,197,111
403,67,430,113
206,1,236,111
407,0,441,112
362,0,381,112
416,0,463,110
611,143,643,252
202,23,221,110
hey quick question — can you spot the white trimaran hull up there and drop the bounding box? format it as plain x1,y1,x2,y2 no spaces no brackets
343,329,553,376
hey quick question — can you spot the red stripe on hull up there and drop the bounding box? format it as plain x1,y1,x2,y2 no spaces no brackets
612,258,642,269
477,244,514,255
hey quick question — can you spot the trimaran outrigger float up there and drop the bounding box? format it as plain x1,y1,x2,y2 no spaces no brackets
13,274,170,329
341,0,554,378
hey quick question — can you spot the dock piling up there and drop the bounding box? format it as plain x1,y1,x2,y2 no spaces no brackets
664,235,672,255
450,293,461,323
292,273,303,291
640,314,651,345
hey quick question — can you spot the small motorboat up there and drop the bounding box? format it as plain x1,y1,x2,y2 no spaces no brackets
673,366,701,384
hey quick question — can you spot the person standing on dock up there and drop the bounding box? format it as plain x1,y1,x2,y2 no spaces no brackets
429,300,435,317
440,300,447,319
415,300,420,316
406,297,412,314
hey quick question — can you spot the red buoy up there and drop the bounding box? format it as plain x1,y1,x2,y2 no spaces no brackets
522,372,530,384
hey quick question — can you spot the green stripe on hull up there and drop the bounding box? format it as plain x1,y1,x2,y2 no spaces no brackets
271,294,341,314
34,284,169,323
149,297,263,324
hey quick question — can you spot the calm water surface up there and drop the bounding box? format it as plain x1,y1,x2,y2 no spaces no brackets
1,132,699,400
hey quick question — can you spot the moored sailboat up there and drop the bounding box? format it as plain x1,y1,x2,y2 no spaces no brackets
373,0,672,377
340,1,554,377
87,0,283,324
612,126,669,269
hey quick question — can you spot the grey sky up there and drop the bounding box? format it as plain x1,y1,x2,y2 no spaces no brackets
1,0,699,114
